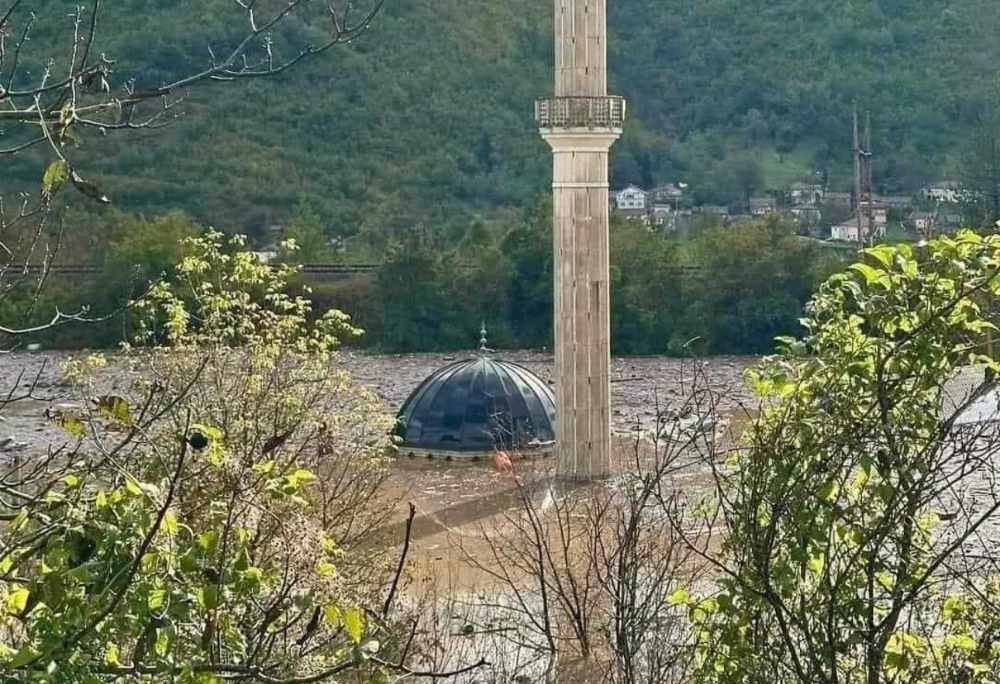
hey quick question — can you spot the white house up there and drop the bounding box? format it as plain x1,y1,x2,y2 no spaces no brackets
649,184,683,206
790,182,824,206
831,215,886,243
749,197,777,216
790,205,822,225
616,185,648,210
922,181,962,204
831,222,860,242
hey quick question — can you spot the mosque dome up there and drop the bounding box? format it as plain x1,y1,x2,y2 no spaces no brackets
394,354,556,460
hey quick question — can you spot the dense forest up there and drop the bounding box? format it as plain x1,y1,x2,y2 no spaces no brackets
6,0,1000,238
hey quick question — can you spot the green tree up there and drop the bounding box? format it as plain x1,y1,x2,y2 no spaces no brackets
501,198,554,349
684,218,838,353
278,202,335,264
686,232,1000,684
959,80,1000,230
375,229,457,351
0,233,482,682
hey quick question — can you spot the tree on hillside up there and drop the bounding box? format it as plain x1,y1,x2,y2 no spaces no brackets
0,0,386,336
959,81,1000,230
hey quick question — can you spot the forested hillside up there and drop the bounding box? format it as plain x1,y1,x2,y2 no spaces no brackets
7,0,1000,238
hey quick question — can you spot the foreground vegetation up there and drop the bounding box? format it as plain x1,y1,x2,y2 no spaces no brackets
8,230,1000,684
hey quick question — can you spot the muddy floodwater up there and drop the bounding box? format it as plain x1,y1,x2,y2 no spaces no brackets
0,349,756,590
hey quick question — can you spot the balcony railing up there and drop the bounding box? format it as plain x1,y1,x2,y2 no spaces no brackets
535,96,627,128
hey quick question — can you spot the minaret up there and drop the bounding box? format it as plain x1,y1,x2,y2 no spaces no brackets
536,0,625,479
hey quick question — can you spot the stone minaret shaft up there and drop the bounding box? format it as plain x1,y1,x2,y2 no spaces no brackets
537,0,624,479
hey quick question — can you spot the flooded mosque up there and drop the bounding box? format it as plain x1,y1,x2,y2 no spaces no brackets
394,325,557,461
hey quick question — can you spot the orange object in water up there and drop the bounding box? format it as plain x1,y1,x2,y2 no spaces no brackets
491,451,513,473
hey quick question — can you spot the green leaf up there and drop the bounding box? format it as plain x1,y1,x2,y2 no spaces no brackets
850,263,887,287
10,508,28,532
41,161,69,198
104,642,120,666
95,395,132,425
864,244,896,268
125,479,144,497
324,605,342,627
7,587,29,614
316,561,337,577
294,468,316,483
947,634,977,652
148,589,166,610
10,643,41,667
155,629,171,657
344,607,364,643
667,588,691,606
54,411,86,438
198,586,219,610
163,510,179,536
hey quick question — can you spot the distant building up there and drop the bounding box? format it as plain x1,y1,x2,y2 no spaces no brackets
922,181,962,204
616,185,648,210
698,205,730,221
858,205,889,225
874,194,911,208
651,204,675,228
790,205,822,225
831,215,885,243
749,196,777,216
649,184,684,205
831,222,859,242
823,191,854,209
790,182,824,206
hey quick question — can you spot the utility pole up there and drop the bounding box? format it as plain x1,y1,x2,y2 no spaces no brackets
865,110,875,246
853,102,864,243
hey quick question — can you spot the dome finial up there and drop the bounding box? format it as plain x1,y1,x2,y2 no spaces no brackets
479,321,489,354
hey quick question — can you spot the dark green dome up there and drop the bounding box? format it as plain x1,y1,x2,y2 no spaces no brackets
395,357,556,457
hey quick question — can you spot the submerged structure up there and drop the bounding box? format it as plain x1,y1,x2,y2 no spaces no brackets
536,0,625,478
394,328,556,460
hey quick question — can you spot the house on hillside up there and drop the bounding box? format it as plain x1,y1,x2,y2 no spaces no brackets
749,196,777,216
651,204,675,229
922,181,962,204
698,205,730,220
831,222,859,242
858,205,889,226
616,185,648,210
790,182,824,206
875,194,911,209
649,184,684,206
824,191,854,208
831,215,885,243
790,205,822,226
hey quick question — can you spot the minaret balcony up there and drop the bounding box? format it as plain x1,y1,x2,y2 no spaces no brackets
535,96,626,129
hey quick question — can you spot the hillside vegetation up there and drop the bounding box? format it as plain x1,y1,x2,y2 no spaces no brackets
6,0,1000,238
